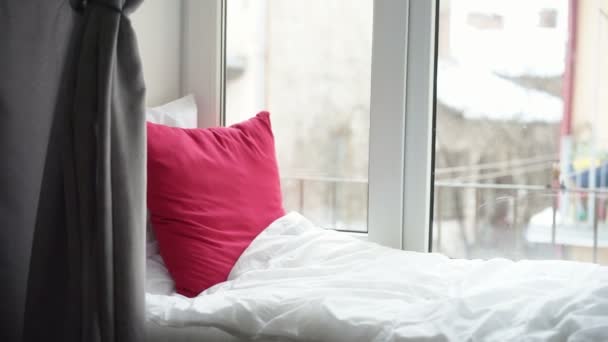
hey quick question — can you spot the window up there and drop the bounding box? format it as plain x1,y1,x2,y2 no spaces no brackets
177,0,608,264
433,0,608,265
225,0,373,232
223,0,437,248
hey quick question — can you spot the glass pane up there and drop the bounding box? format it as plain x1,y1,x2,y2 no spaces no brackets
225,0,373,232
433,0,608,265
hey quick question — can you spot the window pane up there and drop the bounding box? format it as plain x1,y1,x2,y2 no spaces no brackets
225,0,373,231
433,0,608,264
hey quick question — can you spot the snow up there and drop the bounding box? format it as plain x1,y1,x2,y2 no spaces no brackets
437,61,563,123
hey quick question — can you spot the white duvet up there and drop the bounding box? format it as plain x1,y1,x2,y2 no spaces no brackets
146,213,608,341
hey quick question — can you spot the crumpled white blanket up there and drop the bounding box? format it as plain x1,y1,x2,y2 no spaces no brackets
146,212,608,341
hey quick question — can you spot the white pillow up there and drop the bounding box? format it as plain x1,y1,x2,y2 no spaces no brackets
146,94,197,128
145,253,175,295
146,95,198,256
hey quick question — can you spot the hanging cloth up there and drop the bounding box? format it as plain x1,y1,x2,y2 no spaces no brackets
1,1,82,341
26,0,147,341
62,0,146,341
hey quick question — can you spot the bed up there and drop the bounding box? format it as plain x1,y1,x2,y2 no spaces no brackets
145,212,608,341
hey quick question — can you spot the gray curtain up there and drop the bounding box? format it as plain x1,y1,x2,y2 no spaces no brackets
1,1,146,341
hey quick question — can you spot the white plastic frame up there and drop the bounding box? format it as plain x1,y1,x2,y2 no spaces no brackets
368,0,437,251
182,0,226,128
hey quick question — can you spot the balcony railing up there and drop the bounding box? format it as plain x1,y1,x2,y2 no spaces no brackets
281,174,608,264
280,175,367,231
434,181,608,263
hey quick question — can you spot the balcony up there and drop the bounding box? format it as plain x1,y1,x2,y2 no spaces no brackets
281,167,608,265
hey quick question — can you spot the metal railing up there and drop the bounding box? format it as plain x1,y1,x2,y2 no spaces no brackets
282,174,608,263
281,175,367,229
434,181,608,263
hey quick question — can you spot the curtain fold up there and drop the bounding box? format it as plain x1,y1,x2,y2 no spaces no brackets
62,0,146,341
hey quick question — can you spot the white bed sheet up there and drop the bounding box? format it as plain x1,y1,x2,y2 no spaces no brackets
146,212,608,341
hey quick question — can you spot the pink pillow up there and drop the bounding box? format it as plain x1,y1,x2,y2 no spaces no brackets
147,112,285,297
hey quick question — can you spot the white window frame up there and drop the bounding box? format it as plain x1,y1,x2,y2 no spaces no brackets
183,0,437,252
181,0,226,128
400,0,437,252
